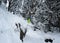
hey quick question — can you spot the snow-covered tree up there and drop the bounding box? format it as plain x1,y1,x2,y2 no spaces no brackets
45,0,60,32
7,0,60,32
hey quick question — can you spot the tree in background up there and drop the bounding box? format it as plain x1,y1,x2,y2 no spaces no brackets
45,0,60,32
7,0,60,32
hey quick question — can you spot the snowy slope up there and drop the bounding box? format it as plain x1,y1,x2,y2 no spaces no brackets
0,5,22,43
0,4,60,43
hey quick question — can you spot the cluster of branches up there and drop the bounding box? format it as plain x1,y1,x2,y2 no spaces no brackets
44,0,60,32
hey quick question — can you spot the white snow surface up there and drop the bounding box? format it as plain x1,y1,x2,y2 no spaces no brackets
0,4,60,43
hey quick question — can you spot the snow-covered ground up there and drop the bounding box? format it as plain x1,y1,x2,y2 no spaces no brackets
0,4,60,43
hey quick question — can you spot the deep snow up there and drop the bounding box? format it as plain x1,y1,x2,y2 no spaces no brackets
0,4,60,43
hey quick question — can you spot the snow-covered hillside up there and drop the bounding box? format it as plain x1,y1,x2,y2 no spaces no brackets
0,4,60,43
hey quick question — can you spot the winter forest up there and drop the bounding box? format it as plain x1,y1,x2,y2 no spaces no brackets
0,0,60,43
